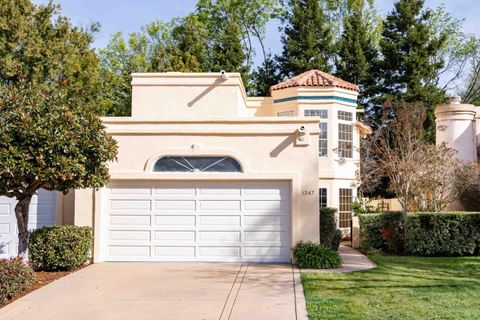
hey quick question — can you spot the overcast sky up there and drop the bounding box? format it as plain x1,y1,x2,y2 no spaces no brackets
33,0,479,67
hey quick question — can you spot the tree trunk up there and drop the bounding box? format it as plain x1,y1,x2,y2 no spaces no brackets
15,196,32,258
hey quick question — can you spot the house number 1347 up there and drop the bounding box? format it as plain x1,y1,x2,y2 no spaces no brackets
302,190,315,196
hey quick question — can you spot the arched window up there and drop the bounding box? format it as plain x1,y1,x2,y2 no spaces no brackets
153,156,242,173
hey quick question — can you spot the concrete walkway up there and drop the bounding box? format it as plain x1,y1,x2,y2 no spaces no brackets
0,263,307,320
301,245,376,273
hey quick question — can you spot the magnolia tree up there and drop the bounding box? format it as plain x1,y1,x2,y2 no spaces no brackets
0,82,117,257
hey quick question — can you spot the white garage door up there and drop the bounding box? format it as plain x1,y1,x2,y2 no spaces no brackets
106,181,291,262
0,190,57,258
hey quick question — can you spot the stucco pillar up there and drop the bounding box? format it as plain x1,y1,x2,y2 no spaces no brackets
435,96,477,162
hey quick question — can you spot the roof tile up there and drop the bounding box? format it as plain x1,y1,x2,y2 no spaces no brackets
270,69,359,92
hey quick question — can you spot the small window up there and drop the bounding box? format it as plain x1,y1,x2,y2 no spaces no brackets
304,109,328,118
339,188,353,228
277,110,294,117
319,188,327,208
319,123,328,157
154,156,242,173
338,111,352,121
338,124,353,158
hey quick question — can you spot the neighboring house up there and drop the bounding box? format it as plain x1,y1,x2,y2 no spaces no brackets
0,69,370,262
435,96,479,164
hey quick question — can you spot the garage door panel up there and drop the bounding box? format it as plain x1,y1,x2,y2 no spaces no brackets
110,215,151,226
154,215,196,226
198,187,241,195
110,187,151,196
154,200,196,211
109,245,150,257
154,246,195,257
154,187,196,196
199,200,240,210
154,231,195,242
110,230,151,241
106,182,291,262
0,224,9,235
110,199,151,211
199,215,241,226
199,231,241,242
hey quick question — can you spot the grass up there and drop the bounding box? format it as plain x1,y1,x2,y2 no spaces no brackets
301,255,480,320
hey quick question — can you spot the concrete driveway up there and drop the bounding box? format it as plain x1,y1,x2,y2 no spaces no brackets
0,263,306,320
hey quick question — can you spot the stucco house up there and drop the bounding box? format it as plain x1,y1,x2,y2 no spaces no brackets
0,69,370,262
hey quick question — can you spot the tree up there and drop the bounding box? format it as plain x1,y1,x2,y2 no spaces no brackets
0,0,104,113
373,0,447,141
99,22,175,116
250,53,282,96
411,145,477,212
335,0,379,109
278,0,335,77
0,81,117,257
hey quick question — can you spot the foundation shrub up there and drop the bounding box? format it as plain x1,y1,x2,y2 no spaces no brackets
0,258,33,305
29,226,92,271
320,207,342,251
293,241,342,269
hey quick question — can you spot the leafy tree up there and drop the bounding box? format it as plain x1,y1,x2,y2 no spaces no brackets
278,0,335,77
335,0,379,109
99,22,175,116
373,0,447,141
0,82,117,256
250,53,282,96
169,15,209,72
0,0,104,113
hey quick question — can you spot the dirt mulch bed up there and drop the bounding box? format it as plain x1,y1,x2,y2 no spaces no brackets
1,265,88,309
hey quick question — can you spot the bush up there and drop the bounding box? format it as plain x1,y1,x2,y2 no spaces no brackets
359,212,404,254
320,207,342,251
0,258,34,305
29,225,92,271
408,213,480,256
293,241,342,269
359,212,480,256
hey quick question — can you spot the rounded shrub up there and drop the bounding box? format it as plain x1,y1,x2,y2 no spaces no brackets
293,241,342,269
320,207,342,251
29,225,92,271
0,258,34,305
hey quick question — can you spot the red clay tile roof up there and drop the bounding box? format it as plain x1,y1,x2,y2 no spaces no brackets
270,69,359,92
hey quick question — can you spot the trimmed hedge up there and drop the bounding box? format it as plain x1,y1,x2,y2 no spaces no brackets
293,241,342,269
320,207,342,251
29,226,92,271
0,258,34,305
359,212,480,256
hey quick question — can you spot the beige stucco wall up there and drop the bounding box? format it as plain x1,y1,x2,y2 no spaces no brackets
71,118,321,262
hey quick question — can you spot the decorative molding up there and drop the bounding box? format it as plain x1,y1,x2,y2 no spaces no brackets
273,96,357,105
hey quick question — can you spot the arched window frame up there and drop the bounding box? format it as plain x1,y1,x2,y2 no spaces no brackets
153,156,243,173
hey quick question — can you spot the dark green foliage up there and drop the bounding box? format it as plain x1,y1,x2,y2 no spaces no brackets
250,54,282,96
29,226,92,271
319,207,341,251
335,2,378,110
408,213,480,256
331,229,342,251
359,212,480,256
0,0,104,114
359,212,405,253
0,258,33,305
293,241,342,269
372,0,447,140
279,0,334,77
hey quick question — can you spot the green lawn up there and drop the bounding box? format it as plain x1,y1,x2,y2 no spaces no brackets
301,255,480,320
